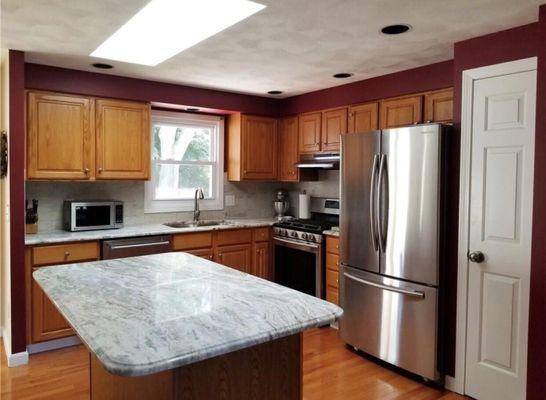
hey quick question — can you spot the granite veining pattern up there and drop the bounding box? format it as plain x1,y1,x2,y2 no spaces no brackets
25,219,276,245
33,253,343,377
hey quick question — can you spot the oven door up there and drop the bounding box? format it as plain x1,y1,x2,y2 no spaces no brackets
272,237,323,298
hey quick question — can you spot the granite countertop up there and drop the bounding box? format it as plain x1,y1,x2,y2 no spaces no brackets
25,218,277,245
323,229,340,237
33,252,342,377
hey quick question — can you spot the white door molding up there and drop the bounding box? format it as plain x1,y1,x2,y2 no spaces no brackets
447,56,538,395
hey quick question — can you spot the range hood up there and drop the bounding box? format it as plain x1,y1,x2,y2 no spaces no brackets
295,153,340,169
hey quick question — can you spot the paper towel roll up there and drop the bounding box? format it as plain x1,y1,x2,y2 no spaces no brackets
299,193,311,219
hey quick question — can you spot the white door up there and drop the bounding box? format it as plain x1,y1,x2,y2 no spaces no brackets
465,68,536,400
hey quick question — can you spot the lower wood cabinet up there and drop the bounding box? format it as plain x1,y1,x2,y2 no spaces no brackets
26,241,100,344
325,236,340,305
215,244,252,273
185,248,213,260
252,241,270,280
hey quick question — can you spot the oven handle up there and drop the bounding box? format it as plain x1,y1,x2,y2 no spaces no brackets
343,272,425,298
273,237,320,252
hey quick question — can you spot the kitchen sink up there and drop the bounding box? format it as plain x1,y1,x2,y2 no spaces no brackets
164,220,229,228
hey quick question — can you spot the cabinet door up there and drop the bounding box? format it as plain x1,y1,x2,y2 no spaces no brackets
298,112,321,154
215,244,252,273
379,95,423,129
424,88,453,123
252,242,270,280
31,267,74,342
27,92,93,180
95,99,150,180
185,248,214,261
348,102,379,134
322,108,347,152
278,116,299,181
241,115,278,180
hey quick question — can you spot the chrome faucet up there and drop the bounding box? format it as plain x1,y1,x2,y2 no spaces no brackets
193,188,205,222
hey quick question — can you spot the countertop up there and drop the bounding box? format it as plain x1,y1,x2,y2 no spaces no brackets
323,229,340,237
33,253,342,377
25,218,277,245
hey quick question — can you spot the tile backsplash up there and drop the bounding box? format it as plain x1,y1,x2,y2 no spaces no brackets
26,171,340,231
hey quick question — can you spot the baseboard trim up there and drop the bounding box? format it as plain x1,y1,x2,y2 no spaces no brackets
445,375,464,394
7,350,29,367
27,335,81,354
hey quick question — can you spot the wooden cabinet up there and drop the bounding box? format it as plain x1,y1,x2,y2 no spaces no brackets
325,236,340,305
321,108,347,152
227,114,278,181
278,116,300,181
27,92,94,180
298,112,322,154
348,102,379,133
215,244,252,273
379,95,423,129
186,248,214,260
95,98,150,180
26,242,100,343
252,242,270,280
172,232,213,251
424,88,454,123
27,91,150,181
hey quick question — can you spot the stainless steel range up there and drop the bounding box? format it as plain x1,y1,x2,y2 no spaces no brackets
272,197,339,298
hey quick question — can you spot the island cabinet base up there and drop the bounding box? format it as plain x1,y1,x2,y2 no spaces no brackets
90,333,302,400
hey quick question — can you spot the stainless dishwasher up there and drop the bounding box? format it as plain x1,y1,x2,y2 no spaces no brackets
102,235,172,259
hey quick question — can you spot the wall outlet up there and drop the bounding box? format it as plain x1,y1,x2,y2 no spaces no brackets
225,194,236,207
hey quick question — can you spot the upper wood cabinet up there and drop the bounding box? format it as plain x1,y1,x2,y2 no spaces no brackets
27,92,94,180
348,102,379,134
228,114,278,181
424,88,454,123
95,99,150,180
379,95,423,129
321,108,347,152
278,116,299,181
26,91,151,181
298,112,322,154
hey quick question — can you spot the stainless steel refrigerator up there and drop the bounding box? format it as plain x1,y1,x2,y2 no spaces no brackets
339,123,448,381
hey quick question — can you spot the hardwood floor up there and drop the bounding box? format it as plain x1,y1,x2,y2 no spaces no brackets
1,328,468,400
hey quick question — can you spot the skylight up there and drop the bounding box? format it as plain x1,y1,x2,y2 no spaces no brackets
91,0,266,66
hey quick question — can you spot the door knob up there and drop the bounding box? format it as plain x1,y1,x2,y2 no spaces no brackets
468,251,485,263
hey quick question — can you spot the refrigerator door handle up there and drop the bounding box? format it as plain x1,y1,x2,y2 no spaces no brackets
377,154,388,253
370,154,380,251
343,272,425,298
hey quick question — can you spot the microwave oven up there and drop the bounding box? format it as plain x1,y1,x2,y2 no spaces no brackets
63,200,123,232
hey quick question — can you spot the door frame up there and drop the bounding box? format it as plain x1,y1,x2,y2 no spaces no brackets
447,56,538,394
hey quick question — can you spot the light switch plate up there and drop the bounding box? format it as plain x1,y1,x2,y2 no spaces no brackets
225,194,235,207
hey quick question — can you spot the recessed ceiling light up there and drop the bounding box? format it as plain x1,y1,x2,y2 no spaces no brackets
333,73,353,79
381,24,411,35
186,107,200,112
92,63,113,69
267,90,283,95
91,0,266,66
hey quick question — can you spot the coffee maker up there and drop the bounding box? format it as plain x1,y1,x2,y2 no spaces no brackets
273,189,289,221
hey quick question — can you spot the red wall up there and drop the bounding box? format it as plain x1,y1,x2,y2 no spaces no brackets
9,50,26,354
24,63,280,117
280,60,454,115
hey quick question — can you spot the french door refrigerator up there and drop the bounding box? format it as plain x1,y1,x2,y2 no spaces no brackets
339,123,448,381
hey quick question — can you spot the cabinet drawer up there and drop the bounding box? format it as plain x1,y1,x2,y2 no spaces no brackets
326,269,339,289
185,248,213,260
172,232,212,251
33,242,99,266
326,237,340,255
217,229,252,246
326,252,339,271
326,288,339,305
252,227,270,242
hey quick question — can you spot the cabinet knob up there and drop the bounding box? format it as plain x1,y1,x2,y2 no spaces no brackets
98,167,103,173
209,255,213,260
219,254,223,258
426,120,432,123
336,245,339,249
64,251,70,257
84,167,90,174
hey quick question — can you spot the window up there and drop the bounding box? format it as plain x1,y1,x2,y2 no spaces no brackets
145,111,224,213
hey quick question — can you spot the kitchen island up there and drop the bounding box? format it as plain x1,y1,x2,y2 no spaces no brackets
33,252,342,400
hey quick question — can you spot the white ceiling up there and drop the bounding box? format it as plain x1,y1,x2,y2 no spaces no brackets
1,0,542,98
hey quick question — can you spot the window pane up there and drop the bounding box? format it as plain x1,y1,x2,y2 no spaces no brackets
153,124,212,161
154,163,213,200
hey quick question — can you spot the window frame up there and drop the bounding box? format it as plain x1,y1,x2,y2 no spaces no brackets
144,110,224,213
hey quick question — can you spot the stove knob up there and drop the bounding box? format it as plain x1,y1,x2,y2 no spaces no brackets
308,235,316,242
291,231,298,238
302,233,308,240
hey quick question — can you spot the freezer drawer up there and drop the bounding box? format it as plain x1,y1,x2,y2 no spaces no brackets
339,265,439,381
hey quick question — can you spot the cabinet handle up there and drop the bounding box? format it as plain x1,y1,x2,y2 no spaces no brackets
84,167,90,175
98,167,103,173
336,245,339,249
64,251,70,257
209,255,213,260
426,120,432,123
219,254,223,258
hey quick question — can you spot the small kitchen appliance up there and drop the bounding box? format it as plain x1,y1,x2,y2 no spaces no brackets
273,189,290,220
63,200,124,232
